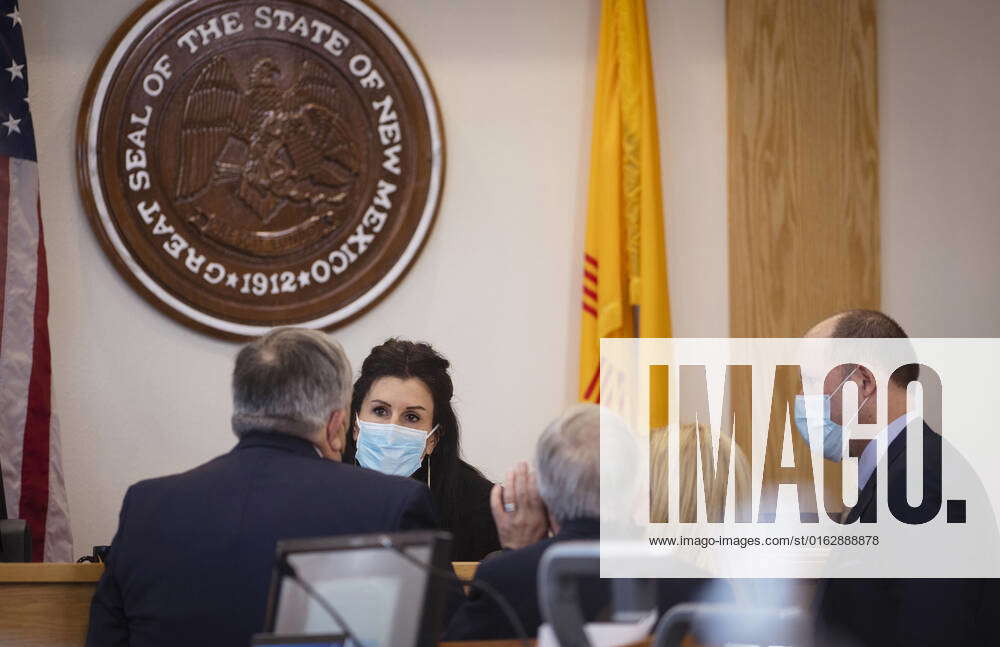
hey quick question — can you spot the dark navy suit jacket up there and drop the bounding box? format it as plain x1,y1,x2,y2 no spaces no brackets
86,431,438,647
442,518,715,640
817,424,1000,647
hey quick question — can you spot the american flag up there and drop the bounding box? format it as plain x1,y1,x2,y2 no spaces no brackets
0,0,72,562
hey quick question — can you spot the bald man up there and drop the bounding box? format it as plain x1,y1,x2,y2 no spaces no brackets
801,310,923,523
808,310,998,647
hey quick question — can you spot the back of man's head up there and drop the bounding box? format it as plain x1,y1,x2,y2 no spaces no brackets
536,403,601,524
231,328,351,440
817,309,918,386
828,308,908,340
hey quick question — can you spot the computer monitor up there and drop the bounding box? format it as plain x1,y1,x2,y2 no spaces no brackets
0,520,31,562
259,530,451,647
0,458,32,563
251,634,346,647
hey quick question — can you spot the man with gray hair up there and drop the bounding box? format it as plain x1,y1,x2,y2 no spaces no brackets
87,328,437,647
443,403,603,640
445,405,712,640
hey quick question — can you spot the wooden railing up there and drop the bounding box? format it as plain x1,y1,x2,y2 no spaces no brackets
0,563,104,647
0,562,666,647
0,562,485,647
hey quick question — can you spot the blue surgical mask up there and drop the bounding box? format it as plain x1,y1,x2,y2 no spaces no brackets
355,416,438,477
794,368,869,462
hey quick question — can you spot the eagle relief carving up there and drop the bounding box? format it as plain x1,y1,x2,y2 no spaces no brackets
174,56,364,257
80,0,442,335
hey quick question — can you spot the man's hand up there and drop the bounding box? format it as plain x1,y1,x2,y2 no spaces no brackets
490,461,550,550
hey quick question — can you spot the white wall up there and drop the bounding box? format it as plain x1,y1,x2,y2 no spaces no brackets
880,0,1000,337
22,0,728,555
23,0,999,558
649,1,729,339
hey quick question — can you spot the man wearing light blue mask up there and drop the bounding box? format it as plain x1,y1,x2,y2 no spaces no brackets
804,310,999,647
795,312,905,477
793,364,871,463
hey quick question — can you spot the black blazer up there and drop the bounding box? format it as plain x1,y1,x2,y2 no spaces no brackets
442,518,715,640
442,518,602,641
845,422,941,526
817,424,1000,647
412,459,500,561
86,431,437,647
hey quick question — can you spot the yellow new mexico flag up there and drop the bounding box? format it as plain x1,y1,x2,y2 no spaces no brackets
579,0,671,424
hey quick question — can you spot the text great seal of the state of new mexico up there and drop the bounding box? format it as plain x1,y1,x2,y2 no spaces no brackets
78,0,443,337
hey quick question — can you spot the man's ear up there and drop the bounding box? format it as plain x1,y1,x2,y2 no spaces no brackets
858,365,877,398
322,409,347,460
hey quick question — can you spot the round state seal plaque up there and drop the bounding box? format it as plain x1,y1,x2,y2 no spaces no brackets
78,0,443,337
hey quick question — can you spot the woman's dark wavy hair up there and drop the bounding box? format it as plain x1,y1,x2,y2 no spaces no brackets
344,338,474,529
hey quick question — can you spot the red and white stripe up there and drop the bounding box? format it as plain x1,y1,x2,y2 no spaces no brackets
0,156,72,561
582,253,600,402
582,253,598,318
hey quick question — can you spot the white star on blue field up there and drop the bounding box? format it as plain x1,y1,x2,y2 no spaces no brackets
0,1,35,161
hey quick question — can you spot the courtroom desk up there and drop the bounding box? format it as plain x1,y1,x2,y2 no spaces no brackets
0,563,102,647
440,641,538,647
439,640,673,647
453,561,478,582
0,562,479,647
1,563,687,647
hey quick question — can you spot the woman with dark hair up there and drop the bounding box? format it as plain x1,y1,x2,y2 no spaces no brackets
343,339,501,561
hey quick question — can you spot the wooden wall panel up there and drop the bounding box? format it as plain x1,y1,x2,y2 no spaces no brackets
727,0,880,517
727,0,880,338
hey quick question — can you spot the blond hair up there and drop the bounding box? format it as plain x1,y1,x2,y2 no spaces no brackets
650,424,751,523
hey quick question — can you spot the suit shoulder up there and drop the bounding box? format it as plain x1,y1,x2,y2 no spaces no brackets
123,452,234,495
324,464,434,518
474,537,556,585
124,463,212,499
341,463,427,495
